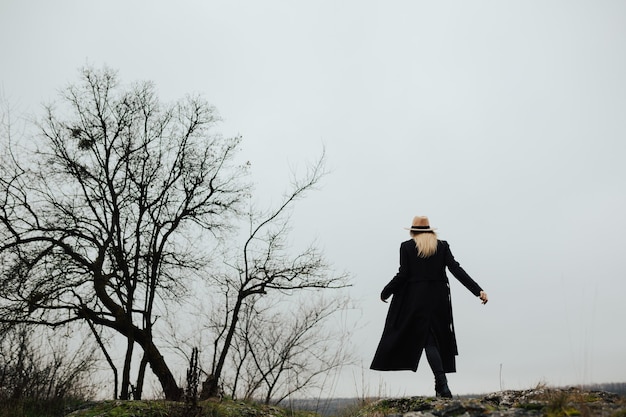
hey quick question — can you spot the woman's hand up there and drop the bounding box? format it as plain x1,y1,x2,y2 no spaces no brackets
479,291,488,304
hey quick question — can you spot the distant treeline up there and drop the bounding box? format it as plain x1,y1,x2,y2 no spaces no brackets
459,382,626,399
285,398,359,417
586,382,626,396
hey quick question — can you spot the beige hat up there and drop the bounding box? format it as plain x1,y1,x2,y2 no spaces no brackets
404,216,437,232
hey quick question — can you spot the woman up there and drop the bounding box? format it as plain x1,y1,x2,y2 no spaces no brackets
370,216,488,398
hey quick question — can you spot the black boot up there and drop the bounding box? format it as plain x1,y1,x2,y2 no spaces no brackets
435,373,452,398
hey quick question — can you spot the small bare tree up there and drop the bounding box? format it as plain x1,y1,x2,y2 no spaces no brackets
235,294,354,404
201,153,352,399
0,324,97,401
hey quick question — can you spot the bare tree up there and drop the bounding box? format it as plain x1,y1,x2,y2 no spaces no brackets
200,154,352,399
236,294,354,404
0,324,97,401
0,66,247,400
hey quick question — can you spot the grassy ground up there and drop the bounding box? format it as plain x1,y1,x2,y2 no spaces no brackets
2,386,626,417
62,398,320,417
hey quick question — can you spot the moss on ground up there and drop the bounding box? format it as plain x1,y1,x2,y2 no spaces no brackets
65,399,320,417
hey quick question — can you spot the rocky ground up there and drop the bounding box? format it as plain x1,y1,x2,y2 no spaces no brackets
359,387,626,417
59,386,626,417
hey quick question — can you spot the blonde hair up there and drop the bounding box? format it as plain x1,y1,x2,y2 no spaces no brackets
410,231,438,258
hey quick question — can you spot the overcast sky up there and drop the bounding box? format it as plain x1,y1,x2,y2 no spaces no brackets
2,0,625,398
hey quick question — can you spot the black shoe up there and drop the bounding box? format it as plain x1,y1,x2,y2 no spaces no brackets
435,384,452,398
435,374,452,398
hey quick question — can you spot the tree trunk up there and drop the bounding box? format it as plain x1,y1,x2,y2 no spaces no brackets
120,337,134,400
137,336,183,401
85,309,183,401
202,294,244,398
135,353,149,400
86,319,119,399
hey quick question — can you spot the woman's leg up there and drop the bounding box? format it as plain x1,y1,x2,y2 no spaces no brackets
424,331,452,398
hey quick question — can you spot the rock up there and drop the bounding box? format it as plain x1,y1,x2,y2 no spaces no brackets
362,387,626,417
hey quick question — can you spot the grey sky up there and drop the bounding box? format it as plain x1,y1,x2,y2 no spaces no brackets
2,0,625,397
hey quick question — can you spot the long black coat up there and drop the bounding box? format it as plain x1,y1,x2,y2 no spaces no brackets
370,239,483,373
